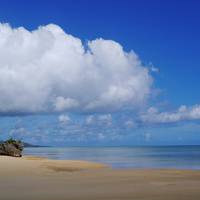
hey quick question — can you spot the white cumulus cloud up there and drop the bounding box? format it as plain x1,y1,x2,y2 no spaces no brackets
140,105,200,123
0,23,153,114
58,114,71,124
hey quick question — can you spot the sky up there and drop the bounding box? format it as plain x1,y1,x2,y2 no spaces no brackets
0,0,199,146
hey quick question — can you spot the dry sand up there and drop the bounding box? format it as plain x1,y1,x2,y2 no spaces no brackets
1,156,200,200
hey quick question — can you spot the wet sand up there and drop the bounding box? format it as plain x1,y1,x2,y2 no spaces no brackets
1,156,200,200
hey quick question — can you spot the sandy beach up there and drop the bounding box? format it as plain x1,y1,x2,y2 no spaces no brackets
1,156,200,200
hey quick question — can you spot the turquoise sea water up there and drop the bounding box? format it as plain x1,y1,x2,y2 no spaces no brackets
24,146,200,169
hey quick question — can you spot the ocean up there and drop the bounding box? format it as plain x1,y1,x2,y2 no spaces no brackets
23,146,200,169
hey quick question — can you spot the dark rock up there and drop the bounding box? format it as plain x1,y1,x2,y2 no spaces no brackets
0,139,23,157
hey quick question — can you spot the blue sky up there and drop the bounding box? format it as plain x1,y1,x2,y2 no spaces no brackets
0,0,199,146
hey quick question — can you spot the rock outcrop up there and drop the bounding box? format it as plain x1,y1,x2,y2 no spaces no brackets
0,139,23,157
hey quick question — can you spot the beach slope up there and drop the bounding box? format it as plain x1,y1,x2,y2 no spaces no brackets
1,156,200,200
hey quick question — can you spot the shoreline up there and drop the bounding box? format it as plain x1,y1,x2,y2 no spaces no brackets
1,156,200,200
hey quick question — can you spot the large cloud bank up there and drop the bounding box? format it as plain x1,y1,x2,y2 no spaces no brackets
0,23,152,114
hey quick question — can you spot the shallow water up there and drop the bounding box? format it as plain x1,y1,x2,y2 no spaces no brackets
24,146,200,169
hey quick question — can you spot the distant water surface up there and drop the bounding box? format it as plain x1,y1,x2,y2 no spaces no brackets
24,146,200,169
